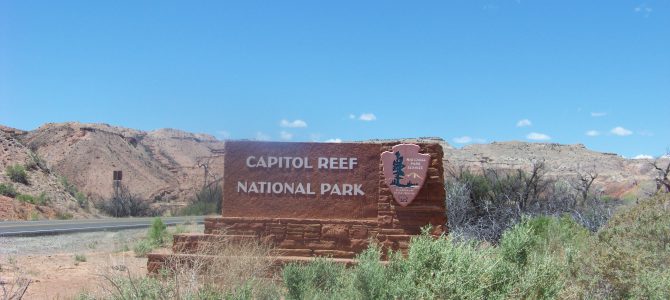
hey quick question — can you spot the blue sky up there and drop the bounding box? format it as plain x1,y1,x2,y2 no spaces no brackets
0,1,668,158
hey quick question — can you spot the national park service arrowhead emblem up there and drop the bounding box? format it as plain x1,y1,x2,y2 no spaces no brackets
381,144,430,207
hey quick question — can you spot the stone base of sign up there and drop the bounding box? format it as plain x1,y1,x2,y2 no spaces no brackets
147,142,446,273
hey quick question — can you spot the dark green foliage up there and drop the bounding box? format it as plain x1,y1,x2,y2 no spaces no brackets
16,194,34,204
133,239,153,257
280,217,592,299
16,192,48,205
75,191,89,209
447,165,619,242
74,254,86,262
97,185,152,217
148,217,167,246
5,164,28,184
571,193,670,298
0,183,17,197
180,184,222,216
283,258,347,299
60,176,89,209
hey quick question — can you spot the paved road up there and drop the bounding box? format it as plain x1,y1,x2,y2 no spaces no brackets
0,216,205,236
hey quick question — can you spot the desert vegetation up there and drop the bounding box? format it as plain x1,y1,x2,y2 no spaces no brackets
279,193,669,299
5,164,28,185
96,184,154,217
446,162,620,241
180,184,223,216
76,225,279,299
65,193,670,299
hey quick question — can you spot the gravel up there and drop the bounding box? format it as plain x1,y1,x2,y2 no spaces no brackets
0,224,203,256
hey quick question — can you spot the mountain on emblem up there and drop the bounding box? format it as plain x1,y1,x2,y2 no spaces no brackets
381,144,430,207
406,173,424,180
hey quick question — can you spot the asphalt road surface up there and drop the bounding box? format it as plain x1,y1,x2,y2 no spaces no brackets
0,216,205,236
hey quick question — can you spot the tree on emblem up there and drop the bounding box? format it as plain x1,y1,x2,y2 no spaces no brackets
391,151,417,188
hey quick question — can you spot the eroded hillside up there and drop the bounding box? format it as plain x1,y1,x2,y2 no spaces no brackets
445,141,665,198
0,126,94,220
21,122,225,211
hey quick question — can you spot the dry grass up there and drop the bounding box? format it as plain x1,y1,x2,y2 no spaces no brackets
163,233,278,295
89,233,280,299
0,257,31,300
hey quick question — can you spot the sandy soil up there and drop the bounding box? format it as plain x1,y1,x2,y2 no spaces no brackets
2,251,147,299
0,225,201,299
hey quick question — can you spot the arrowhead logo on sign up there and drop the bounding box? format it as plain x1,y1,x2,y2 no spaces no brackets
381,144,430,207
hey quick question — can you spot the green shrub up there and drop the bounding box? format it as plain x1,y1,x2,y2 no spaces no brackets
104,275,176,299
0,183,17,197
18,193,49,205
16,194,35,204
133,239,154,257
60,176,78,196
5,164,28,184
570,193,670,298
75,192,88,209
630,269,670,299
278,217,593,299
26,151,49,173
56,211,73,220
74,254,87,262
36,192,48,205
351,244,389,299
148,217,167,246
283,258,347,299
60,176,89,209
180,185,222,216
97,185,153,217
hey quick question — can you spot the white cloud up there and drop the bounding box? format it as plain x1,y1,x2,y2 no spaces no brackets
216,130,231,139
611,126,633,136
634,4,652,17
453,136,487,144
516,119,533,127
325,138,342,143
632,154,654,160
279,131,293,141
255,132,270,141
526,132,551,141
280,119,308,128
516,119,532,127
586,130,600,137
359,113,377,121
591,112,607,117
348,114,356,119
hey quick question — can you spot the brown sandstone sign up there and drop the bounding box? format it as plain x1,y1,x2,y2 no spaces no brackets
223,141,380,219
149,141,446,270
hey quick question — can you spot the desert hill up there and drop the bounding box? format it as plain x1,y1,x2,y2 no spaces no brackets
19,122,226,212
1,122,667,220
0,126,93,220
444,141,663,198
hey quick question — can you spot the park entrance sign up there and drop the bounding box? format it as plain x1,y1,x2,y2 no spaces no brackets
218,140,446,257
223,141,380,219
147,140,446,270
